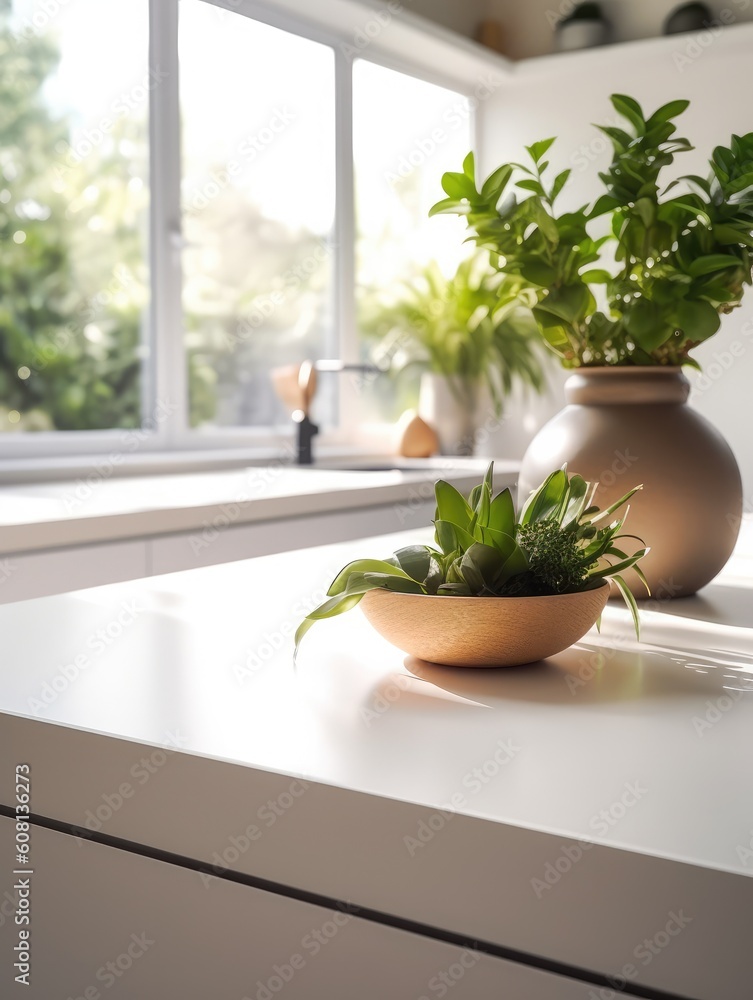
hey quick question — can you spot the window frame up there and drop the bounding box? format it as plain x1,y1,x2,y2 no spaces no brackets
0,0,481,463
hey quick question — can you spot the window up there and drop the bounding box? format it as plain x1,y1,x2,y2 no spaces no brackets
353,59,472,422
179,1,336,430
0,0,474,455
1,0,149,434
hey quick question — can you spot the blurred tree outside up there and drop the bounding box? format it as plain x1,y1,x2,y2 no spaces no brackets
182,188,334,429
0,0,335,434
0,0,151,432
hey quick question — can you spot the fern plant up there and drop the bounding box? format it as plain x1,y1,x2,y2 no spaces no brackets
360,253,546,414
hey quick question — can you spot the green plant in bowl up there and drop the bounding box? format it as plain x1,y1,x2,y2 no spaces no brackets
360,252,546,415
295,464,648,659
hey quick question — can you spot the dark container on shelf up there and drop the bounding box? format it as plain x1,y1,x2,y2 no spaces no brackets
664,2,713,35
555,2,611,52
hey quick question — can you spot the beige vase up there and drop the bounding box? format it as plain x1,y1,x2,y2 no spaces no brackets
518,367,742,598
418,373,489,456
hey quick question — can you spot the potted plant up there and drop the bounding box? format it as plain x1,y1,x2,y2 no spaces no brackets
361,253,546,455
296,463,647,667
430,94,750,595
555,2,612,52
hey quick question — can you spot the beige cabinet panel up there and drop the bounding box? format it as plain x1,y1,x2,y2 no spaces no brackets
0,818,594,1000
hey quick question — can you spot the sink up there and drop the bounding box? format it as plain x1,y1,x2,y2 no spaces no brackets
310,462,437,472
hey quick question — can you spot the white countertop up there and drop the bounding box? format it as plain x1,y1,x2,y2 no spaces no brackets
0,457,515,554
1,519,752,998
3,520,752,876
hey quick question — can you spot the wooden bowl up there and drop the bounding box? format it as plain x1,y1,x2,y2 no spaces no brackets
359,584,610,667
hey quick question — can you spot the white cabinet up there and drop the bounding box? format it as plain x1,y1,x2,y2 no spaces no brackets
0,462,505,600
0,540,148,606
148,500,435,574
0,502,434,603
0,818,595,999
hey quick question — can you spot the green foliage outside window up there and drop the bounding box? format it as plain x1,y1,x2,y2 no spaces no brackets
0,5,149,431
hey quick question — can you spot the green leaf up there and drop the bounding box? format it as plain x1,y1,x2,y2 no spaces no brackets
294,592,365,657
389,545,436,584
435,519,477,555
668,199,711,224
442,171,474,199
519,262,557,286
675,299,721,342
610,94,646,134
434,480,473,530
531,201,560,243
460,543,506,594
631,562,651,597
589,194,620,218
294,616,317,657
462,151,475,179
327,559,415,597
536,284,592,324
357,573,425,594
712,145,734,178
687,254,740,278
472,476,492,531
562,475,589,526
580,269,612,284
478,526,517,559
585,485,643,524
437,582,472,596
726,170,753,195
712,223,753,249
517,178,547,197
520,468,569,525
480,163,513,200
624,299,672,352
500,542,529,581
482,461,494,498
580,528,624,566
551,168,571,202
611,575,641,640
532,311,572,352
648,99,690,124
428,197,469,217
676,173,711,197
460,540,526,594
634,197,655,227
596,125,634,151
526,137,556,164
488,487,516,536
590,548,649,579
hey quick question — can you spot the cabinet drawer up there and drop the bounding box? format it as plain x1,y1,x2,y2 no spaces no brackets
148,502,434,574
0,818,594,1000
0,541,148,605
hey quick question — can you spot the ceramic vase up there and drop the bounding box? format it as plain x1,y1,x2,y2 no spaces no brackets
518,367,742,598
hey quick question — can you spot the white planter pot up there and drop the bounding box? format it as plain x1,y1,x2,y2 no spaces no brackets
418,373,491,456
556,19,610,52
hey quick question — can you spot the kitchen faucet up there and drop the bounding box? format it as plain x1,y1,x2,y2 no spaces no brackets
272,359,385,466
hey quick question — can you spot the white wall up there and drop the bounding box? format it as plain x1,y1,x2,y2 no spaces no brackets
476,23,753,500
